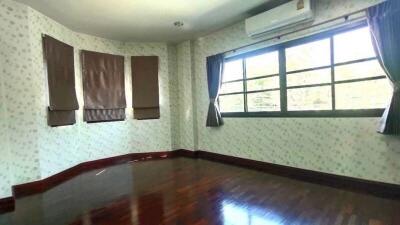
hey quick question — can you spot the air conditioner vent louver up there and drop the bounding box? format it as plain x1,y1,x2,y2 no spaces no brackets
245,0,314,38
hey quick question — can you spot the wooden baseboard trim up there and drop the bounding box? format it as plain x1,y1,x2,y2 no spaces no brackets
12,151,183,198
194,150,400,199
0,150,188,214
174,149,198,158
2,148,399,214
0,197,14,214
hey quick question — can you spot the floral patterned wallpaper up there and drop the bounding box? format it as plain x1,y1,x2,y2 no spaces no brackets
1,0,400,199
0,0,41,198
190,0,400,186
175,41,196,150
168,45,180,150
0,0,175,197
168,41,197,151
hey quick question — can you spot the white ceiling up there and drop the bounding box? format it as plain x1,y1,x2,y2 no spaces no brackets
15,0,285,43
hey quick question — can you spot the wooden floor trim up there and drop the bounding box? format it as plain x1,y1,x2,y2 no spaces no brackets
0,197,14,213
12,151,186,198
1,149,399,214
194,150,400,199
0,150,187,214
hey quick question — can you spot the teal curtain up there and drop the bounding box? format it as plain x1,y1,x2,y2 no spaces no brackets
206,54,224,127
367,0,400,134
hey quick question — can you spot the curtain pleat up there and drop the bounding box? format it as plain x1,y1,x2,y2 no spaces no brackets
206,54,224,127
47,108,76,127
84,109,125,123
367,0,400,134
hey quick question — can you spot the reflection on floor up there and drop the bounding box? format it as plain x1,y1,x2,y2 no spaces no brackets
223,200,281,225
0,157,399,225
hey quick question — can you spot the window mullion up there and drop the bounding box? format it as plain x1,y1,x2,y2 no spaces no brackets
279,48,287,112
243,59,248,112
330,37,336,111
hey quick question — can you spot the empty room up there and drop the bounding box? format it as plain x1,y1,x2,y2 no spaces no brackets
0,0,400,224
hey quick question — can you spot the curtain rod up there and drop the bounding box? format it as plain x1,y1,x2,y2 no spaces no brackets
221,8,367,56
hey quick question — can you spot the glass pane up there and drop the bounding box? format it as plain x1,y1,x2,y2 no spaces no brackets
223,59,243,82
335,60,386,81
220,81,243,94
288,86,332,111
219,94,244,112
246,51,279,78
247,76,279,91
334,27,376,63
286,38,331,72
287,68,331,87
335,79,392,109
247,91,280,112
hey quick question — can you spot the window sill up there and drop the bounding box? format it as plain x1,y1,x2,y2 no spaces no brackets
221,109,384,118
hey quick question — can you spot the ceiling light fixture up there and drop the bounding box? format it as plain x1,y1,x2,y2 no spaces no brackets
173,21,184,27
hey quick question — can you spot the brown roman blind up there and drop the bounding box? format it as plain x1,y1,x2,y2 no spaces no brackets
131,56,160,120
43,35,79,127
81,50,126,122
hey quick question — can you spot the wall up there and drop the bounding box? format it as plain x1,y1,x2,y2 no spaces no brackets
1,0,40,197
0,0,175,198
175,41,196,150
166,41,198,151
168,44,180,150
190,0,400,185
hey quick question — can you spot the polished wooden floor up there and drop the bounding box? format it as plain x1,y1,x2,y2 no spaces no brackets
1,157,399,225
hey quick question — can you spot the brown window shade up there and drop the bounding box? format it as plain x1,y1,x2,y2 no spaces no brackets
131,56,160,120
81,50,126,122
43,35,78,127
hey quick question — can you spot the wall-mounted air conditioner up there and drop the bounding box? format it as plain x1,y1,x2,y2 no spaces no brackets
245,0,314,38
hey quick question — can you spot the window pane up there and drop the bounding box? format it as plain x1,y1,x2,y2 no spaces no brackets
288,86,332,111
287,68,331,87
247,91,280,112
247,76,279,91
219,94,244,112
246,51,279,78
220,81,243,94
334,27,376,63
286,39,331,72
223,59,243,82
335,79,392,109
335,60,385,81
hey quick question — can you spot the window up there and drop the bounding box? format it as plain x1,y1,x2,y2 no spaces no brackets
220,51,281,113
219,22,392,117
